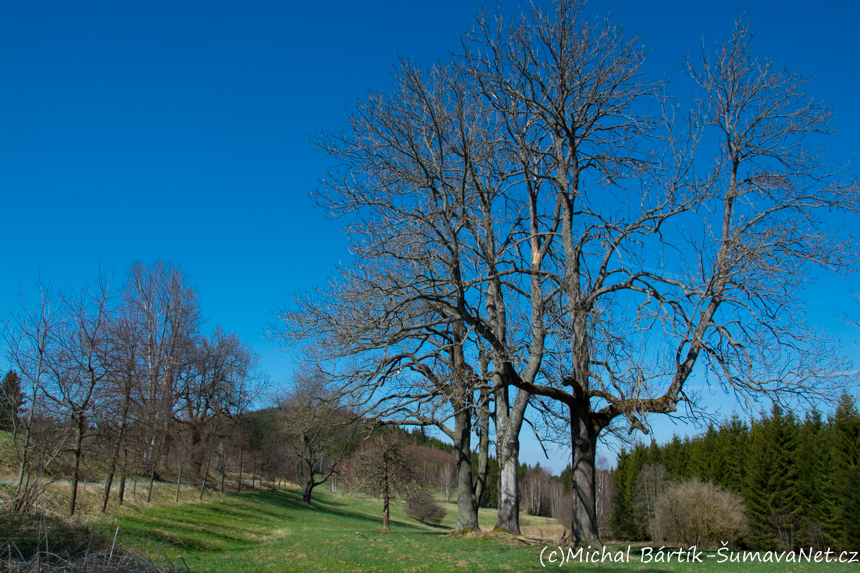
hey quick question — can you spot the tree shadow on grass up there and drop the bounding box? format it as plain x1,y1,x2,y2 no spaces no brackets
119,488,453,555
118,513,261,551
243,489,446,534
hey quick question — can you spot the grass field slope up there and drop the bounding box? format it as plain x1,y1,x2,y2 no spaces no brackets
86,487,860,572
3,481,857,572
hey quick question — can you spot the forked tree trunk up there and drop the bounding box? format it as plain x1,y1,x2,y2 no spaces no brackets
14,335,47,506
103,385,132,512
200,448,212,500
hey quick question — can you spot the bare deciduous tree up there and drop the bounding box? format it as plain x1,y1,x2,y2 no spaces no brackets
2,282,65,513
457,3,857,545
99,300,142,511
123,260,201,502
635,463,668,540
271,0,857,546
343,432,418,530
175,325,261,477
41,277,114,517
269,60,503,533
277,371,357,505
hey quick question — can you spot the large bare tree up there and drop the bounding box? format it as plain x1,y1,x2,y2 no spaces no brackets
270,60,507,532
458,3,858,544
123,260,201,500
272,0,857,544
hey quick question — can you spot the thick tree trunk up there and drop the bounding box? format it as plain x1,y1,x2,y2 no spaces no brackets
473,387,490,507
453,406,478,533
302,481,314,504
570,403,600,545
495,385,528,534
191,423,203,476
297,458,317,505
496,437,519,533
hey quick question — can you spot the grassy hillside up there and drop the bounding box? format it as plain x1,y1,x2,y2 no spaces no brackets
3,482,856,572
85,486,860,572
90,487,553,572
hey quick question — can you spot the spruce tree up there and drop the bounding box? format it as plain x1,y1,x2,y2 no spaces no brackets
661,435,687,479
842,468,860,548
745,416,776,549
794,410,828,547
825,394,860,549
766,406,800,549
610,448,642,540
693,424,720,483
0,370,23,432
718,416,749,495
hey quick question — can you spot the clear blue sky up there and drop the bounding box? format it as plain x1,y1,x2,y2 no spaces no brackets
2,0,858,472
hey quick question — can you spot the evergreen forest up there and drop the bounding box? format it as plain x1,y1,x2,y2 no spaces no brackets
610,394,860,551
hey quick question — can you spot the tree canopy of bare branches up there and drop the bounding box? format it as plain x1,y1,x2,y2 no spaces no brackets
270,0,858,545
3,261,264,516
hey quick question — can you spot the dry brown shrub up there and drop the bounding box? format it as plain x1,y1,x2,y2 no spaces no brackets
654,478,746,548
404,491,446,525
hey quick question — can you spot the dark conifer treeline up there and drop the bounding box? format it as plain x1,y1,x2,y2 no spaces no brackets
611,394,860,550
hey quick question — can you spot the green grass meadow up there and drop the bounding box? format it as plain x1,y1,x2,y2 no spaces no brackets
0,431,856,573
38,486,853,573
